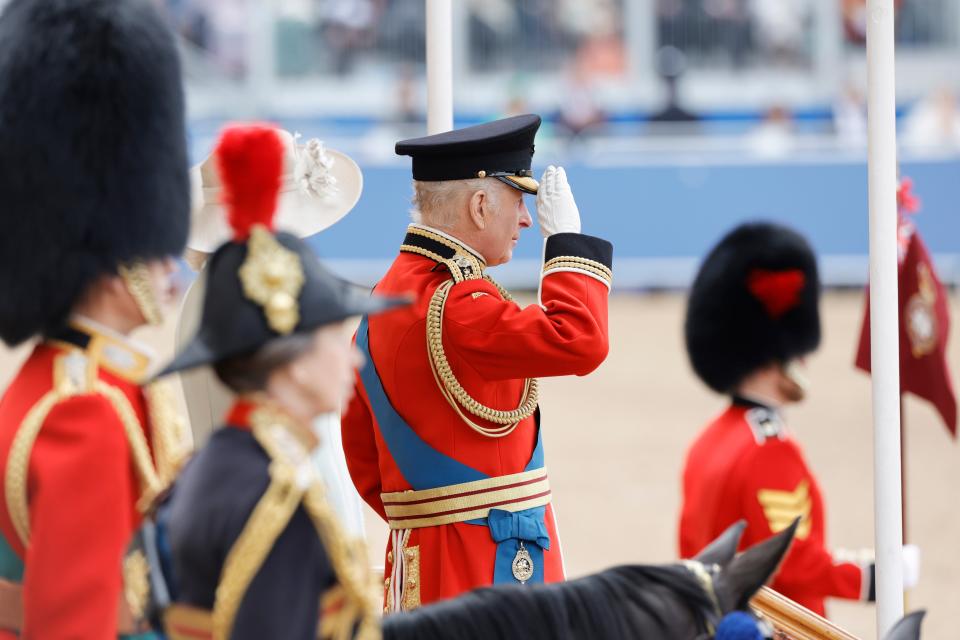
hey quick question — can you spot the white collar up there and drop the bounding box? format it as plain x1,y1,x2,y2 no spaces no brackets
71,314,156,362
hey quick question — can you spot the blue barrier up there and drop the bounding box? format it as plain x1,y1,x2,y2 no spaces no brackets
187,127,960,288
304,157,960,288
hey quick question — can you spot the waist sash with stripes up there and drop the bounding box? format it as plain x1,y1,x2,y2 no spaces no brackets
381,467,550,530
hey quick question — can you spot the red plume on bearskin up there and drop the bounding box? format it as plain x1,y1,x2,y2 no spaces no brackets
747,269,806,319
685,222,820,394
215,124,285,241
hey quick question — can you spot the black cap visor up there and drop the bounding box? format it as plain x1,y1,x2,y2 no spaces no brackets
495,174,539,194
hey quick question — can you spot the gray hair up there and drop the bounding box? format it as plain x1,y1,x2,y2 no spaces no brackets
409,178,497,230
212,332,315,394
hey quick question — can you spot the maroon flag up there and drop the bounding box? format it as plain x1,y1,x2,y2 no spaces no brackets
855,180,957,436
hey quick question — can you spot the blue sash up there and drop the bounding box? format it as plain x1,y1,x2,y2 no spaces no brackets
356,316,549,585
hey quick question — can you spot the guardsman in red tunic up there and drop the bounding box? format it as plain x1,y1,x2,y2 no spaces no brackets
678,222,917,617
341,115,613,609
0,1,192,637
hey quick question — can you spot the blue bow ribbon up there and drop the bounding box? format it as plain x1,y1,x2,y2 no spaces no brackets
487,507,550,584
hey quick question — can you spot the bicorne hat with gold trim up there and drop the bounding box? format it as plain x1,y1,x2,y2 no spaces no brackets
0,0,189,346
160,125,408,376
685,222,821,394
396,114,541,194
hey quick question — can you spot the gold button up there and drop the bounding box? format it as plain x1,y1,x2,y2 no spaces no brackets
387,551,393,563
477,170,487,178
408,578,417,587
405,549,415,560
384,578,391,588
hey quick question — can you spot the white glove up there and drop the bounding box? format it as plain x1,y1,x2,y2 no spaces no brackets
535,165,581,238
902,544,920,590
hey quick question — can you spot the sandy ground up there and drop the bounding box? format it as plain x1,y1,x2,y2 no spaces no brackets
1,291,957,638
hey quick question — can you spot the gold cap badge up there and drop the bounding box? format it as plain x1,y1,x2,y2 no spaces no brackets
239,225,305,334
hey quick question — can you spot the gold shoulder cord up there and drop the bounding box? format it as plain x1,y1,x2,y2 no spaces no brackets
212,461,303,640
94,381,164,513
5,358,164,547
5,388,72,546
426,274,539,438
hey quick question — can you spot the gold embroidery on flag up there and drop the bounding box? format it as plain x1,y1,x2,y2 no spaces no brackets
906,262,938,357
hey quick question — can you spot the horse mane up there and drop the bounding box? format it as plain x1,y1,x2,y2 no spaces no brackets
382,564,715,640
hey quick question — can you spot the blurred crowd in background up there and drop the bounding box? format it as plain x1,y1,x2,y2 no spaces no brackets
0,0,951,155
162,0,954,76
150,0,960,157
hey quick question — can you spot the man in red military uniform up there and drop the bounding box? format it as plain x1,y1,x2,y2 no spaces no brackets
678,222,917,617
0,1,191,637
341,115,613,609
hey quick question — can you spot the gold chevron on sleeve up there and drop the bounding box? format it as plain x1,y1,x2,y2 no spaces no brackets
757,479,812,540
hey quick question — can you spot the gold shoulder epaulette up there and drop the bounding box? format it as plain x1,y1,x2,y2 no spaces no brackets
745,407,786,445
53,348,96,394
442,254,483,283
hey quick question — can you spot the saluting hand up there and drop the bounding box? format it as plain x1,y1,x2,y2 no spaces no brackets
535,165,581,238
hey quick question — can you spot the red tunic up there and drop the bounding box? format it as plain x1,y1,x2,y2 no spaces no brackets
0,323,162,639
678,401,866,616
341,226,612,607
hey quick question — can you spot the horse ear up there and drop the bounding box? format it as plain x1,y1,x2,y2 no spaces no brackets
694,520,746,568
716,518,799,611
883,611,926,640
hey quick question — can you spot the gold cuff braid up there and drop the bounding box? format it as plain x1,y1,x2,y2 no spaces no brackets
542,256,613,286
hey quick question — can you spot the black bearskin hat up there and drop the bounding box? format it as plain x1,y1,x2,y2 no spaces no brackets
685,222,821,394
0,0,189,345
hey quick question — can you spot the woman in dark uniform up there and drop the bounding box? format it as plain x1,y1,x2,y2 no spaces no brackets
155,124,406,640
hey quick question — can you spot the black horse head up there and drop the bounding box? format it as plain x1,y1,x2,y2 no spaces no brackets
707,519,798,614
382,519,799,640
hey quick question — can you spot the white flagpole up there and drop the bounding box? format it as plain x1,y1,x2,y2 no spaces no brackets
866,0,905,635
425,0,453,134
